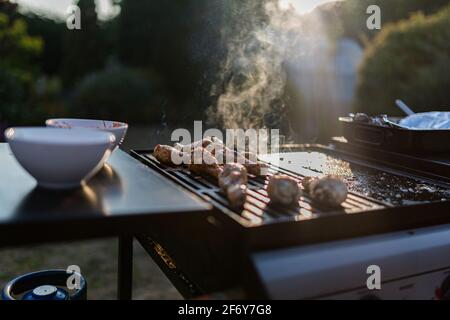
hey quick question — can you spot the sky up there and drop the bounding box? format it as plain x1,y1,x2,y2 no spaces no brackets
12,0,117,20
13,0,334,20
280,0,335,14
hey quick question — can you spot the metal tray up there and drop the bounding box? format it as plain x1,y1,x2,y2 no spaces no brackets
340,116,450,153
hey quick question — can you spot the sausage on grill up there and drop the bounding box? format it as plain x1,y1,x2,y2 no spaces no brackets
267,175,300,206
208,139,269,176
218,163,248,208
153,144,186,166
302,175,348,207
174,138,213,152
188,147,222,179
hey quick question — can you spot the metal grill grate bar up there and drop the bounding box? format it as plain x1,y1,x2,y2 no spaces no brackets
141,153,386,226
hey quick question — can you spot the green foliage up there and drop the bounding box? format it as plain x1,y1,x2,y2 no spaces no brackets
355,5,450,115
0,10,44,125
0,12,42,82
339,0,450,45
70,66,159,123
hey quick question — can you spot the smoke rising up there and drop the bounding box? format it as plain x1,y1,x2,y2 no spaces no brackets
210,1,291,130
209,0,346,141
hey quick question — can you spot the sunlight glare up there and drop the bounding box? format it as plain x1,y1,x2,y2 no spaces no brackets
279,0,333,14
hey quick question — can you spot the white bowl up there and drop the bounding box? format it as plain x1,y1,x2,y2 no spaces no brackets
5,127,115,189
46,118,128,151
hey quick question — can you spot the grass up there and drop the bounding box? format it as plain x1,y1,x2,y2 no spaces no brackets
0,239,182,300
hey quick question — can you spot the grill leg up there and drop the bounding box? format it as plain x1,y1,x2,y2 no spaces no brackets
118,235,133,300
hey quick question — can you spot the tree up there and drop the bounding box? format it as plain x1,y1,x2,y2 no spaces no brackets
0,2,42,82
118,1,195,93
117,0,225,122
61,0,106,86
71,65,156,123
23,14,65,76
0,1,43,125
339,0,450,45
355,5,450,115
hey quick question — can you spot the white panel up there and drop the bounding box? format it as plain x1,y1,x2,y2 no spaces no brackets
252,224,450,299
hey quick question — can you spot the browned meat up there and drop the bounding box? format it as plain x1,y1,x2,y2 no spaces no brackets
153,144,186,166
174,138,212,152
218,163,248,207
244,162,269,176
219,163,248,188
208,141,268,176
224,183,247,208
189,147,219,166
267,175,300,206
189,164,223,180
301,176,318,193
303,175,348,207
188,147,222,180
208,141,242,162
190,161,248,207
156,139,262,206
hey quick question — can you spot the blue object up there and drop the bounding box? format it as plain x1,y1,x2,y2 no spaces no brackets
22,285,69,301
400,112,450,130
2,270,87,300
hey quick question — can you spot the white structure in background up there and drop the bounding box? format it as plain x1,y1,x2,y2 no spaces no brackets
335,38,365,106
287,37,363,140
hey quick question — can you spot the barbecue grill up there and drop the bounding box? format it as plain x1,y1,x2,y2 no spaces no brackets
130,138,450,299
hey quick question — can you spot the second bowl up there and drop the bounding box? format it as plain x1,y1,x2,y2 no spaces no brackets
46,118,128,150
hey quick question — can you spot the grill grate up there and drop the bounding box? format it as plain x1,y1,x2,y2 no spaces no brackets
138,152,385,228
130,145,450,250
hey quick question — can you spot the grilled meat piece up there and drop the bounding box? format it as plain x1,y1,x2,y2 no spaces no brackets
208,136,247,160
214,147,267,174
225,183,247,208
209,141,245,163
174,138,213,153
218,163,248,208
190,161,248,207
267,175,300,206
301,176,318,193
189,164,223,180
303,175,348,207
188,147,222,180
244,162,269,176
189,147,219,166
219,163,248,188
156,138,265,205
153,144,186,166
207,137,268,176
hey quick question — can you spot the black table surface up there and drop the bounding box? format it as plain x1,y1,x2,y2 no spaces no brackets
0,143,212,247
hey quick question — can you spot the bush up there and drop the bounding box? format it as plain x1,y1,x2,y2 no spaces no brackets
0,13,42,82
339,0,450,44
71,66,160,123
355,6,450,115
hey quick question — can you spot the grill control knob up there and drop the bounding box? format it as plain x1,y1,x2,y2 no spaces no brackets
440,276,450,300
